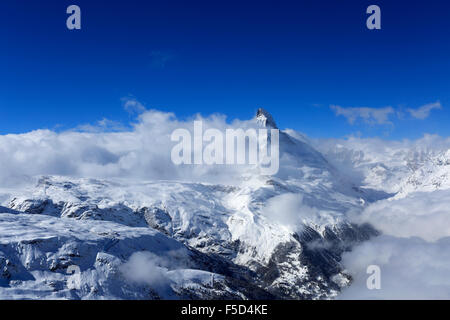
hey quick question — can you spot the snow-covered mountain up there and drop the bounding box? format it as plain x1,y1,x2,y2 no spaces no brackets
316,135,450,194
394,150,450,197
2,109,442,300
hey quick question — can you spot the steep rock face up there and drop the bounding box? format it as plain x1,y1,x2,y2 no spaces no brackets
258,223,378,299
256,108,278,129
140,207,173,236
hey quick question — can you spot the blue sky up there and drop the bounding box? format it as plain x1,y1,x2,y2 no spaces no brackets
1,0,449,139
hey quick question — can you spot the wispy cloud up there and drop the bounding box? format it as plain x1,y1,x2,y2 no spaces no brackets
407,101,442,120
331,101,443,126
330,105,395,125
122,97,146,114
76,118,127,133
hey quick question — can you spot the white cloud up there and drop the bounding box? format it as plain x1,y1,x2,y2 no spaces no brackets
119,249,189,294
330,105,395,125
407,101,442,120
76,118,127,133
339,235,450,299
0,110,264,187
330,101,442,126
352,190,450,242
122,98,146,114
339,189,450,299
315,134,450,299
261,193,319,232
120,251,171,288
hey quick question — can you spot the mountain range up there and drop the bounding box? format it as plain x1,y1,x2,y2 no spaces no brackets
0,109,448,299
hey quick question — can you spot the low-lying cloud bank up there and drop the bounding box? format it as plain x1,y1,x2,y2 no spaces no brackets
340,190,450,299
340,235,450,299
0,110,266,187
3,108,450,188
354,190,450,242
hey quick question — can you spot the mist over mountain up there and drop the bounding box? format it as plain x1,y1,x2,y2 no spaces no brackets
0,109,449,299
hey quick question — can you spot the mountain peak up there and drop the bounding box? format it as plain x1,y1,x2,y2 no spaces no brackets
255,108,278,129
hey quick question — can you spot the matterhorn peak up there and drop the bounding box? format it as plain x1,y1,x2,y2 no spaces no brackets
255,108,278,129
